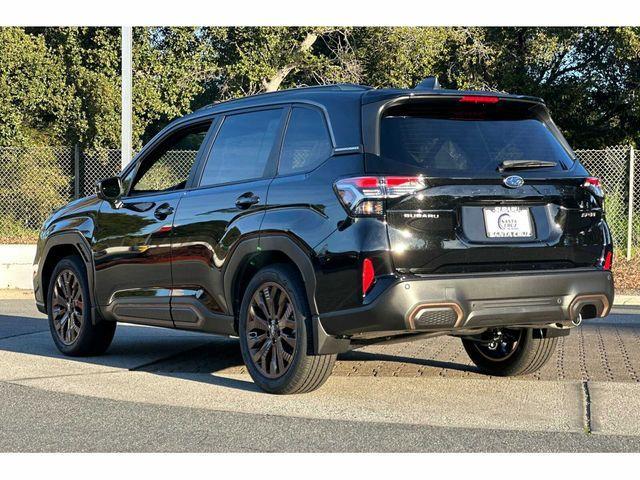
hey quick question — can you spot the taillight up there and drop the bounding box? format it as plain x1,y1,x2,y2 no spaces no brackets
362,258,375,296
603,251,613,271
334,175,426,216
459,95,500,104
583,177,604,200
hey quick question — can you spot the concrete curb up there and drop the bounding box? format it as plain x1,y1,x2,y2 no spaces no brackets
0,244,36,289
0,289,34,300
614,295,640,306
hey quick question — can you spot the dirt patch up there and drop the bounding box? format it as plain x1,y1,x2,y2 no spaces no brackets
613,256,640,295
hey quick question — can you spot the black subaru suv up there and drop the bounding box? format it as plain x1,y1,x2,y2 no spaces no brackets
33,78,614,394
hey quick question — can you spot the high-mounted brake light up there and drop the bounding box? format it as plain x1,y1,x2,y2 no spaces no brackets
583,177,604,199
362,258,375,296
334,175,426,216
459,95,500,104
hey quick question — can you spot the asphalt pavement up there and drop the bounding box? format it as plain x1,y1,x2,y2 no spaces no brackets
1,296,640,452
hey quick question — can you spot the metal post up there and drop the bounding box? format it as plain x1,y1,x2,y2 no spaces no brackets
121,26,133,169
74,144,80,199
627,146,635,260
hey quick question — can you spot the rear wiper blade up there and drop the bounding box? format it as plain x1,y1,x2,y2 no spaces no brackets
499,160,557,172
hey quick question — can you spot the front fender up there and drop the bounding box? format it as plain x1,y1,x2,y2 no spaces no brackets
35,221,99,323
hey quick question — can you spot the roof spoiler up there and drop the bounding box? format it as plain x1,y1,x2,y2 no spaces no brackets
414,76,441,90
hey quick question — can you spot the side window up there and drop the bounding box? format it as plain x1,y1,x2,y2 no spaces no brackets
200,109,283,187
129,122,211,195
279,107,332,175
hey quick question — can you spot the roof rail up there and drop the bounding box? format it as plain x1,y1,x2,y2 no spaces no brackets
197,83,371,111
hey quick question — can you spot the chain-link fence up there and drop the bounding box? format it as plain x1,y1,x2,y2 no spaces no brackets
0,145,638,256
0,147,74,242
0,147,120,243
81,148,122,198
575,146,637,258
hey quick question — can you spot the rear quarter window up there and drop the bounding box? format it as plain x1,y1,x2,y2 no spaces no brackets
278,107,332,175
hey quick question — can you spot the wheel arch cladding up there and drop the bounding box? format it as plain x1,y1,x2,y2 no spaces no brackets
40,233,97,321
225,235,319,323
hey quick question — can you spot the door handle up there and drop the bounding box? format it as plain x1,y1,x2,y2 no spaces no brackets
154,203,174,220
235,192,260,210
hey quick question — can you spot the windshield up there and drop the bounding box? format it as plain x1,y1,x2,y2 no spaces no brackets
378,101,575,176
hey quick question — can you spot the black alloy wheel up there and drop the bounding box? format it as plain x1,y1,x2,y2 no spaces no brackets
50,269,84,345
470,328,523,362
47,256,116,356
245,282,298,379
238,264,336,394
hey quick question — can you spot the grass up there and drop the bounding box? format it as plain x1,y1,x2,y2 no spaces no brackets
603,189,634,248
0,216,40,244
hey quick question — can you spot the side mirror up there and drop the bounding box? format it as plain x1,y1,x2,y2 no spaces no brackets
96,176,124,202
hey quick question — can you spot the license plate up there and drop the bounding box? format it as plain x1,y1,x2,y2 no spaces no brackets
483,206,533,238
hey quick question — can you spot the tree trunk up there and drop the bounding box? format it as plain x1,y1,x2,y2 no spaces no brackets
262,32,319,92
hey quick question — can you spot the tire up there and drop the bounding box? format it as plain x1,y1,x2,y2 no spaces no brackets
47,255,116,356
238,264,336,394
462,328,557,377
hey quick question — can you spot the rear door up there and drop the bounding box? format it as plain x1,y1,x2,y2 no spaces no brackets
169,107,286,332
367,97,606,274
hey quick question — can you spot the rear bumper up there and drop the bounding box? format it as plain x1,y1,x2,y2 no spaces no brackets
318,269,614,339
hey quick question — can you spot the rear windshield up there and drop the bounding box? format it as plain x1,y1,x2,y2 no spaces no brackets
377,100,575,176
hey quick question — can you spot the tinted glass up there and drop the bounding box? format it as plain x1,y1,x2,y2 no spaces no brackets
379,105,574,175
279,107,332,175
200,109,282,186
130,124,210,194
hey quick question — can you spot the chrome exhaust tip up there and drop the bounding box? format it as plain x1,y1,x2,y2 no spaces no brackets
572,313,583,327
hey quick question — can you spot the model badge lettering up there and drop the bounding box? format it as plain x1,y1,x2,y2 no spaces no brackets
403,212,440,219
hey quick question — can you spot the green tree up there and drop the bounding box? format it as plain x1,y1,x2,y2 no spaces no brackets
443,27,640,148
37,27,122,149
351,27,454,88
0,27,73,147
132,27,219,148
3,26,639,151
0,27,121,241
131,27,358,145
211,27,352,96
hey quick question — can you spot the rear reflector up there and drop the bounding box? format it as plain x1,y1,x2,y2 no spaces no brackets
362,258,375,296
459,95,500,104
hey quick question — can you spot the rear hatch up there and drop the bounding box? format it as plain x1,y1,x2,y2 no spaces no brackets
366,96,607,274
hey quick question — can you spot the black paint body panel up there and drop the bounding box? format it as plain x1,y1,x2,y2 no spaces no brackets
33,84,615,354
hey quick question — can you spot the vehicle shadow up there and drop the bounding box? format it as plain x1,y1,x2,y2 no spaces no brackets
0,310,481,392
0,310,473,389
2,310,638,393
0,312,256,392
338,350,479,374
